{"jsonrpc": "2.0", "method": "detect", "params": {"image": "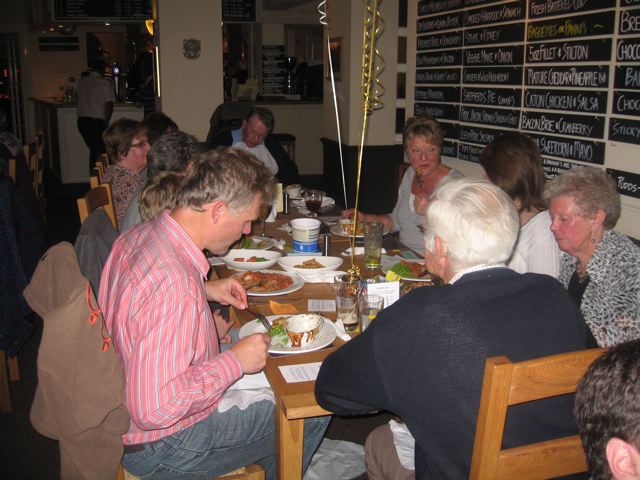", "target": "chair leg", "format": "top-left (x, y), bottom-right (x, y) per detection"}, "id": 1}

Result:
top-left (0, 352), bottom-right (12, 413)
top-left (8, 356), bottom-right (19, 381)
